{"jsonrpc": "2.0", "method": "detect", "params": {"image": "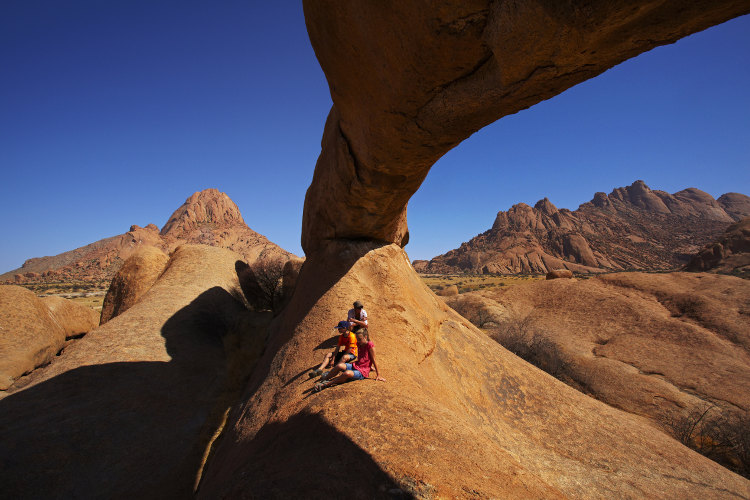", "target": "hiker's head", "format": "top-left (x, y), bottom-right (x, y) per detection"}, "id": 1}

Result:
top-left (335, 320), bottom-right (350, 333)
top-left (353, 300), bottom-right (363, 311)
top-left (356, 328), bottom-right (369, 344)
